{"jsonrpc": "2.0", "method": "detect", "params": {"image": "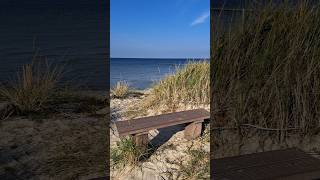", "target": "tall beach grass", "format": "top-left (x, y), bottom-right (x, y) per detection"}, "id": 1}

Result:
top-left (0, 58), bottom-right (63, 114)
top-left (212, 1), bottom-right (320, 137)
top-left (130, 61), bottom-right (209, 115)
